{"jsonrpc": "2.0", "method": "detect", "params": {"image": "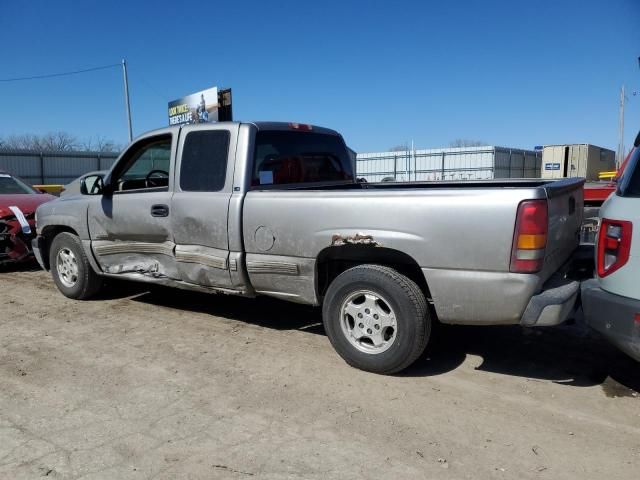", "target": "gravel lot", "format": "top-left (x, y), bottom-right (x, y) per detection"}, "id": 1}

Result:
top-left (1, 267), bottom-right (639, 479)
